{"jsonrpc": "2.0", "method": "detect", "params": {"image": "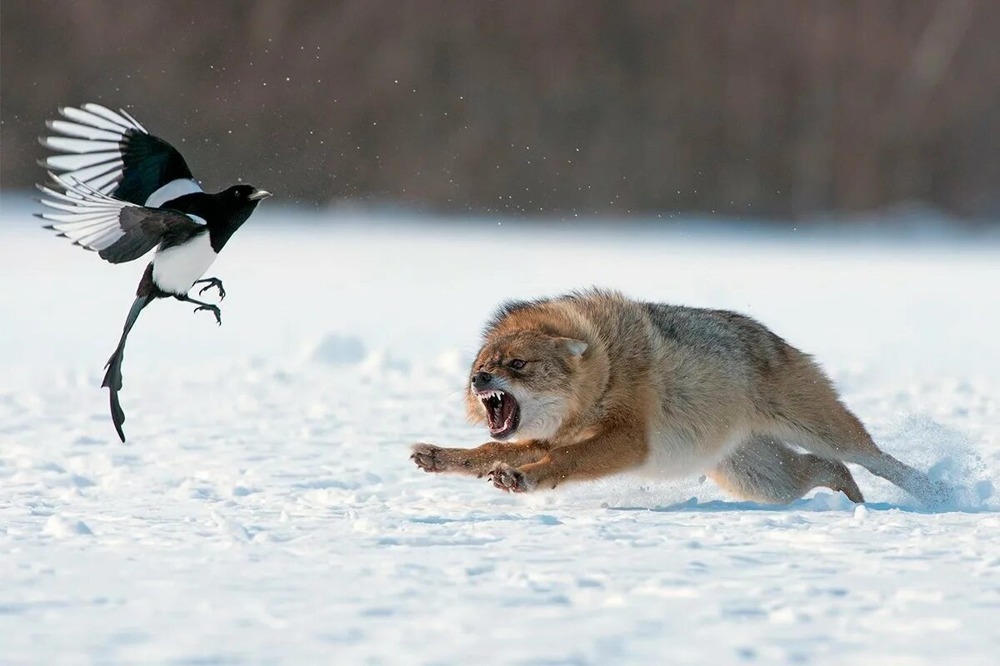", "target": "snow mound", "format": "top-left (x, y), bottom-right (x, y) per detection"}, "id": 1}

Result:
top-left (307, 334), bottom-right (411, 375)
top-left (42, 515), bottom-right (92, 537)
top-left (360, 348), bottom-right (410, 375)
top-left (309, 333), bottom-right (367, 365)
